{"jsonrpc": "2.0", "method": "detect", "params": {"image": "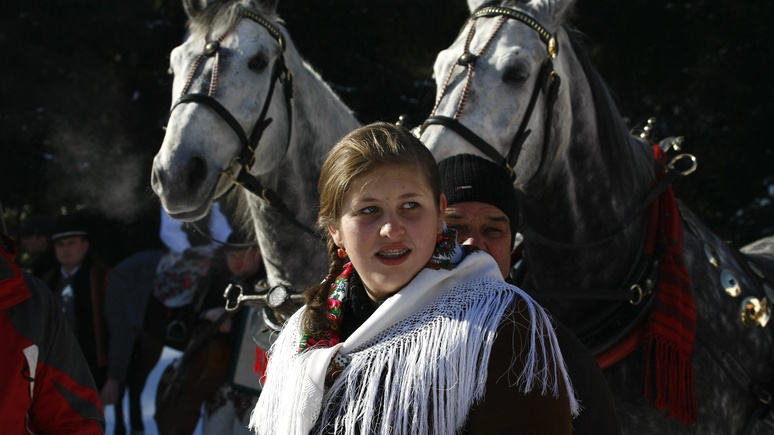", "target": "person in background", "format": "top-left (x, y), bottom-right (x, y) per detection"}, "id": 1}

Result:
top-left (200, 231), bottom-right (267, 435)
top-left (439, 153), bottom-right (622, 434)
top-left (42, 215), bottom-right (111, 390)
top-left (250, 122), bottom-right (576, 434)
top-left (0, 231), bottom-right (105, 433)
top-left (16, 213), bottom-right (57, 278)
top-left (101, 248), bottom-right (165, 435)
